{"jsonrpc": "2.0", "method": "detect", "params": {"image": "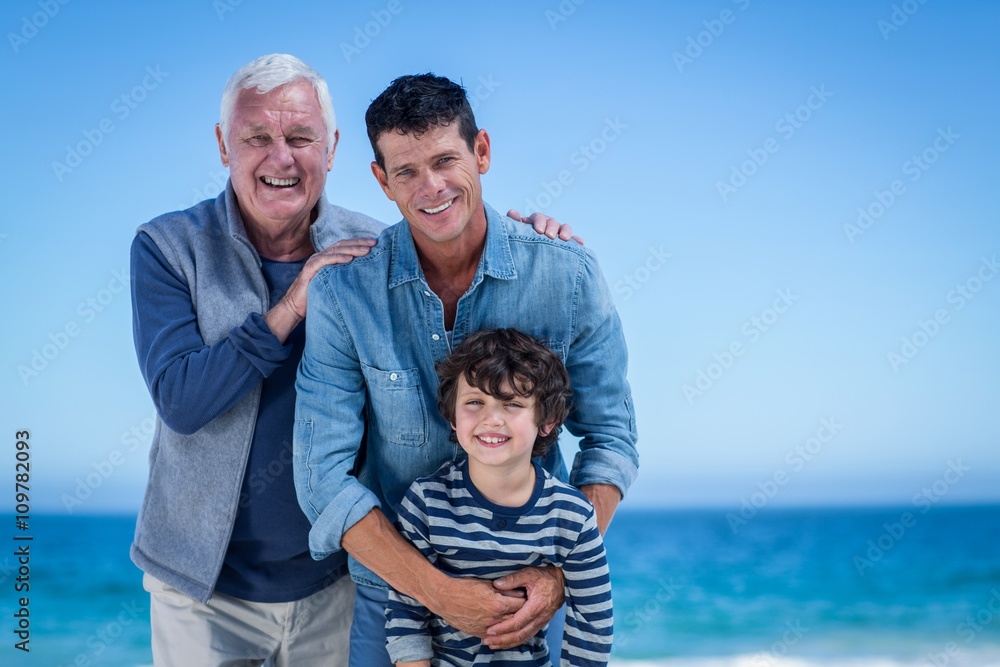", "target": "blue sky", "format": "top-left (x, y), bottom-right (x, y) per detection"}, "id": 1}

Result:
top-left (2, 0), bottom-right (997, 514)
